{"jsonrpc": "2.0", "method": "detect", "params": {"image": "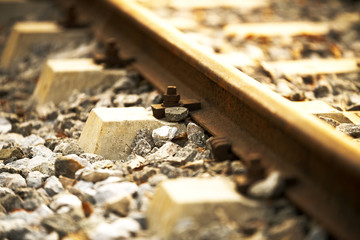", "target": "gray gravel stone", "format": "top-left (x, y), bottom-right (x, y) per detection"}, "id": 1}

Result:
top-left (79, 153), bottom-right (104, 163)
top-left (41, 213), bottom-right (81, 238)
top-left (81, 170), bottom-right (110, 182)
top-left (0, 192), bottom-right (23, 212)
top-left (53, 140), bottom-right (84, 155)
top-left (94, 182), bottom-right (138, 205)
top-left (44, 176), bottom-right (64, 197)
top-left (0, 117), bottom-right (11, 134)
top-left (30, 145), bottom-right (55, 158)
top-left (152, 126), bottom-right (178, 147)
top-left (336, 123), bottom-right (360, 138)
top-left (248, 171), bottom-right (285, 198)
top-left (131, 128), bottom-right (155, 151)
top-left (0, 219), bottom-right (30, 240)
top-left (3, 173), bottom-right (27, 190)
top-left (187, 122), bottom-right (206, 147)
top-left (123, 94), bottom-right (142, 107)
top-left (19, 134), bottom-right (45, 149)
top-left (105, 193), bottom-right (132, 216)
top-left (305, 224), bottom-right (328, 240)
top-left (89, 221), bottom-right (131, 240)
top-left (318, 116), bottom-right (340, 127)
top-left (133, 139), bottom-right (152, 156)
top-left (28, 156), bottom-right (55, 175)
top-left (113, 76), bottom-right (137, 92)
top-left (91, 160), bottom-right (115, 170)
top-left (160, 163), bottom-right (181, 178)
top-left (165, 107), bottom-right (189, 122)
top-left (0, 134), bottom-right (24, 148)
top-left (167, 144), bottom-right (197, 163)
top-left (265, 217), bottom-right (305, 240)
top-left (146, 142), bottom-right (181, 161)
top-left (148, 174), bottom-right (168, 187)
top-left (49, 192), bottom-right (82, 211)
top-left (26, 171), bottom-right (48, 188)
top-left (0, 172), bottom-right (10, 186)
